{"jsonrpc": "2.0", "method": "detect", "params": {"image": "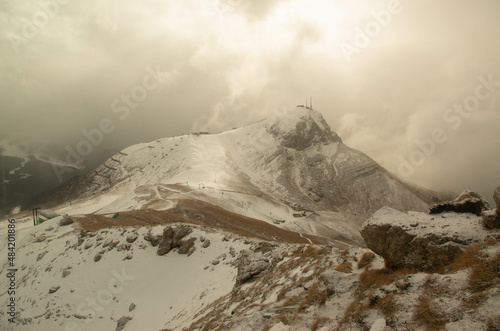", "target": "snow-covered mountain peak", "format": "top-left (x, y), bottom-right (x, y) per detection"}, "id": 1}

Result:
top-left (266, 107), bottom-right (342, 150)
top-left (28, 106), bottom-right (435, 245)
